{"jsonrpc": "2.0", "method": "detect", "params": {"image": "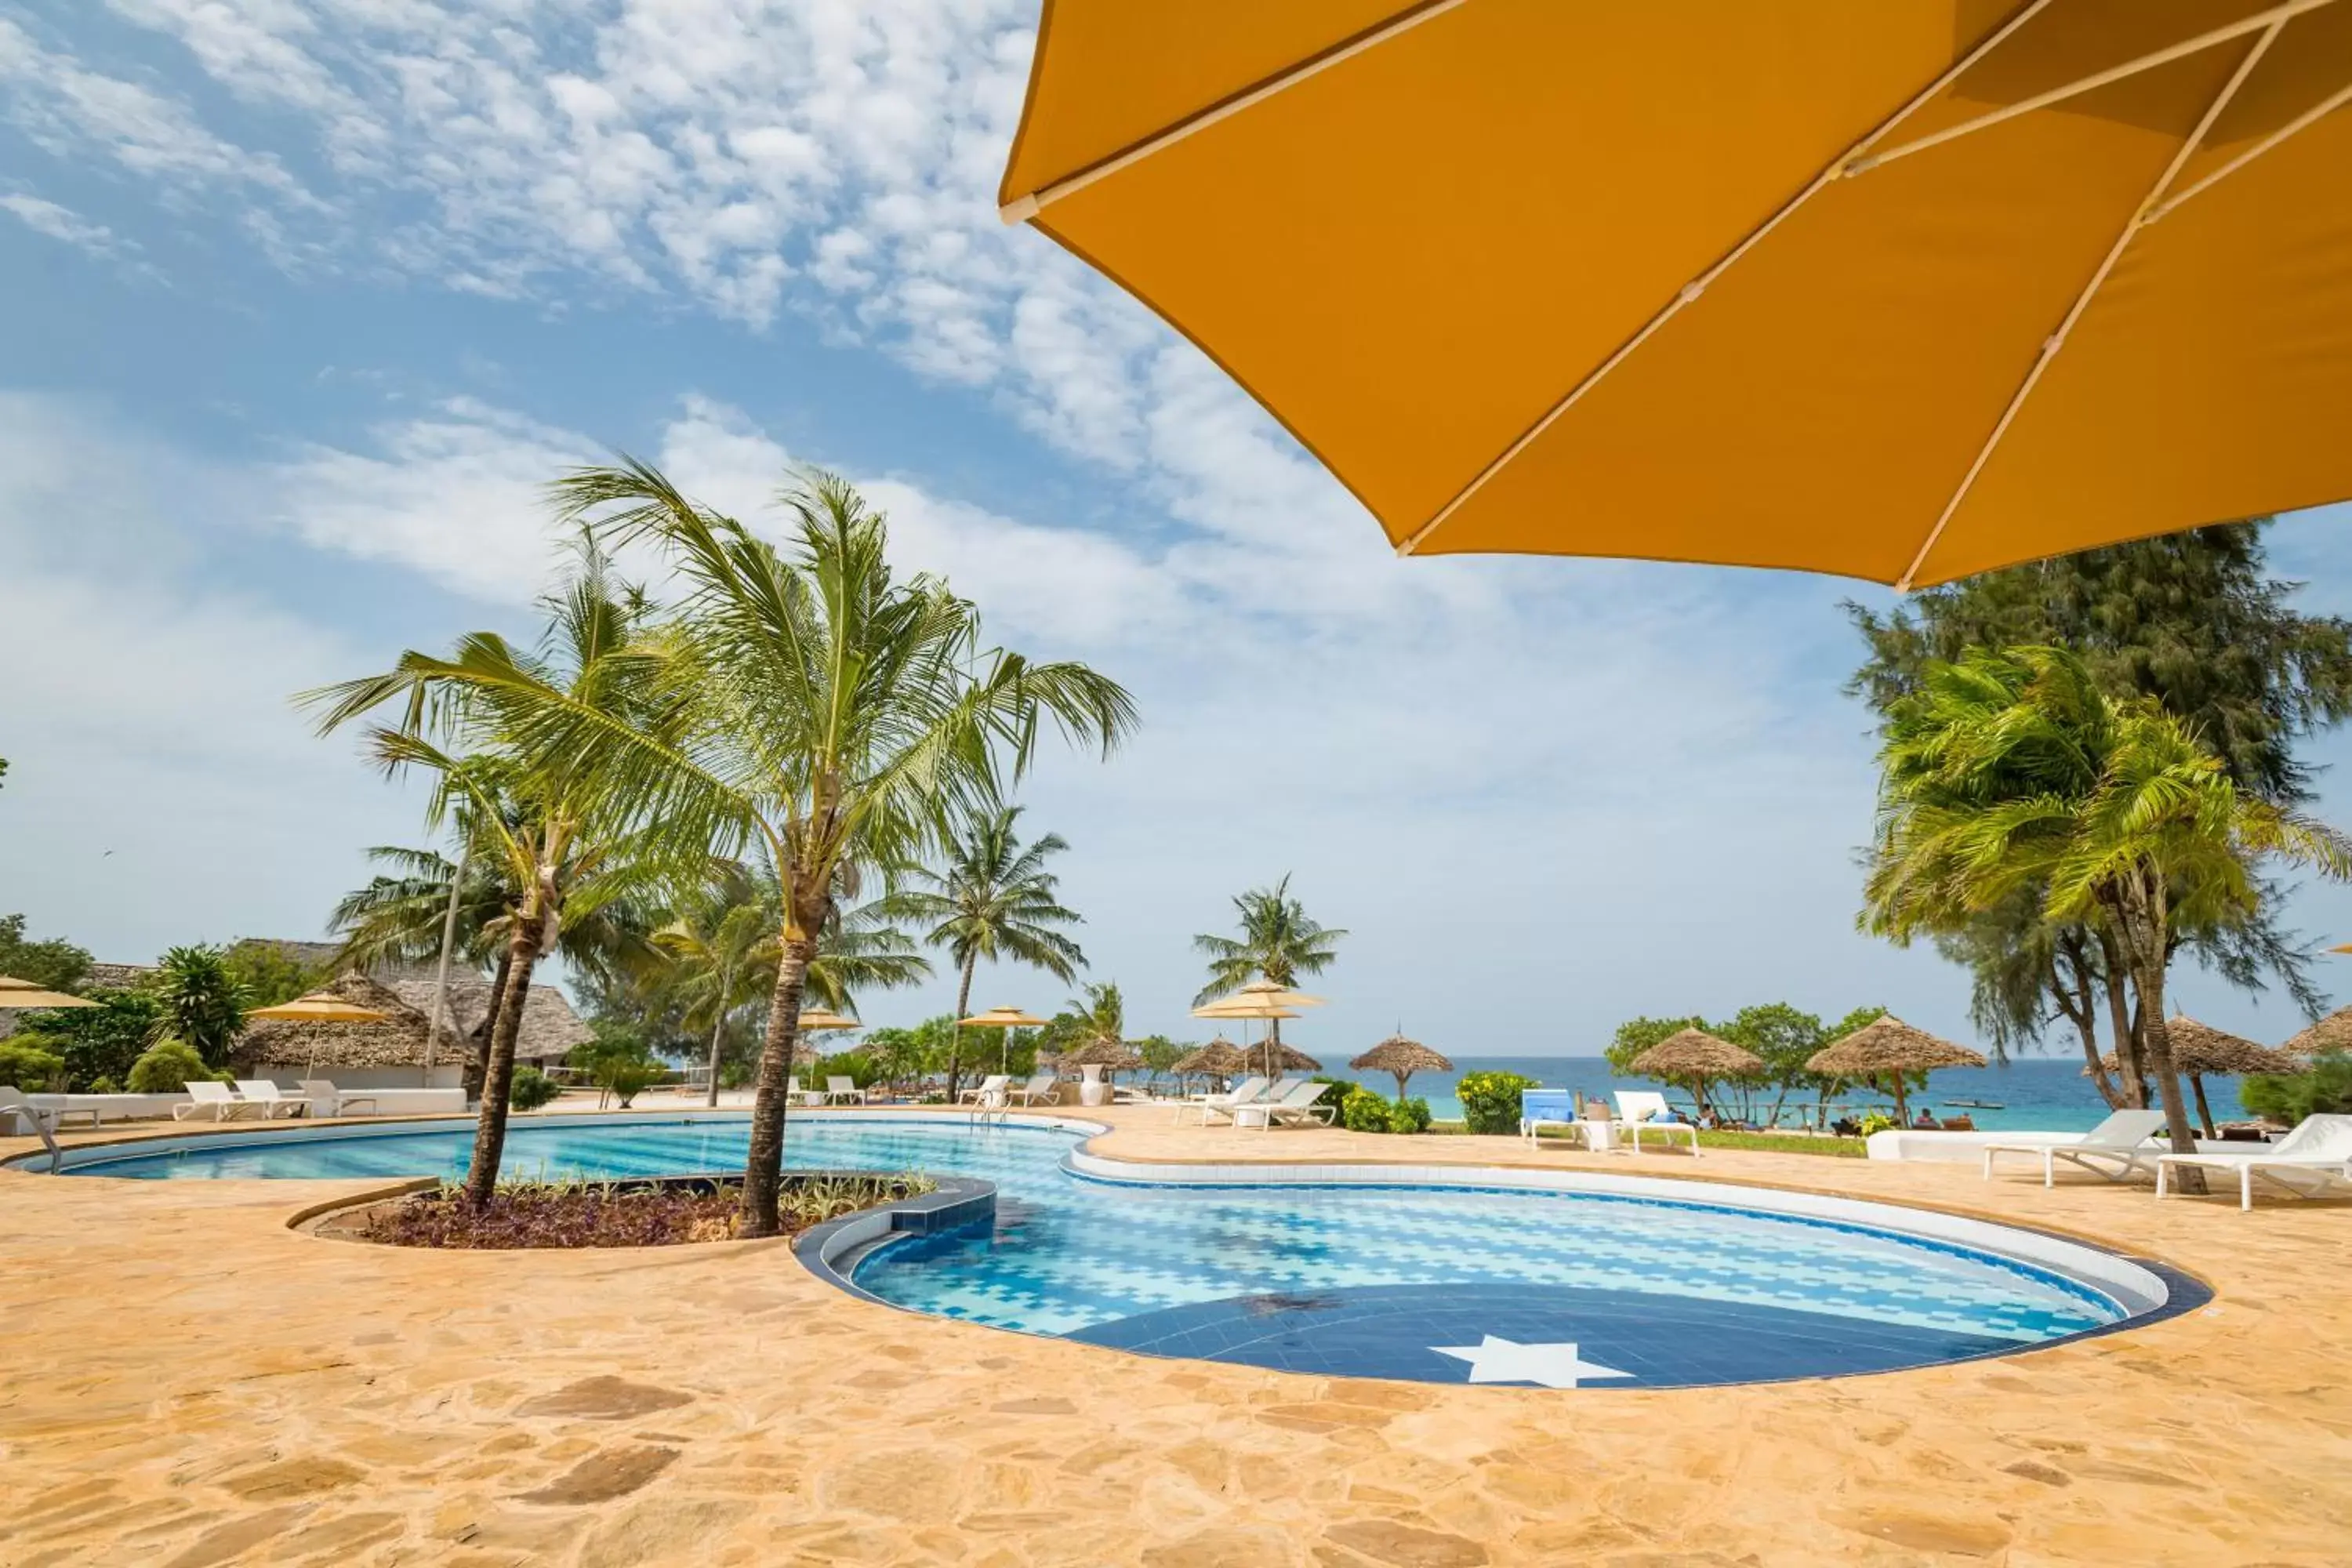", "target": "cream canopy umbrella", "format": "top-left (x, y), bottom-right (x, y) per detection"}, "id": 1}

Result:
top-left (245, 991), bottom-right (394, 1081)
top-left (1807, 1015), bottom-right (1987, 1126)
top-left (0, 975), bottom-right (99, 1011)
top-left (1001, 4), bottom-right (2352, 589)
top-left (244, 993), bottom-right (393, 1024)
top-left (1194, 980), bottom-right (1326, 1079)
top-left (960, 1007), bottom-right (1051, 1074)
